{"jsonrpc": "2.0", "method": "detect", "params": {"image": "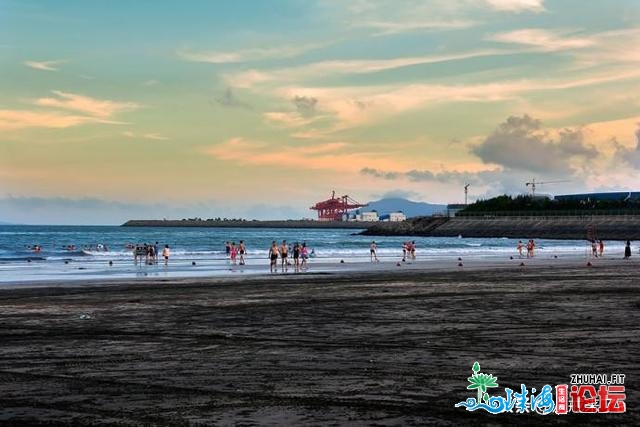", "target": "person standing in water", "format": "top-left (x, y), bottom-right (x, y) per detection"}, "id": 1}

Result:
top-left (279, 240), bottom-right (288, 271)
top-left (230, 242), bottom-right (237, 265)
top-left (238, 240), bottom-right (246, 265)
top-left (293, 242), bottom-right (300, 271)
top-left (370, 241), bottom-right (379, 262)
top-left (268, 241), bottom-right (279, 273)
top-left (162, 245), bottom-right (170, 266)
top-left (624, 240), bottom-right (631, 259)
